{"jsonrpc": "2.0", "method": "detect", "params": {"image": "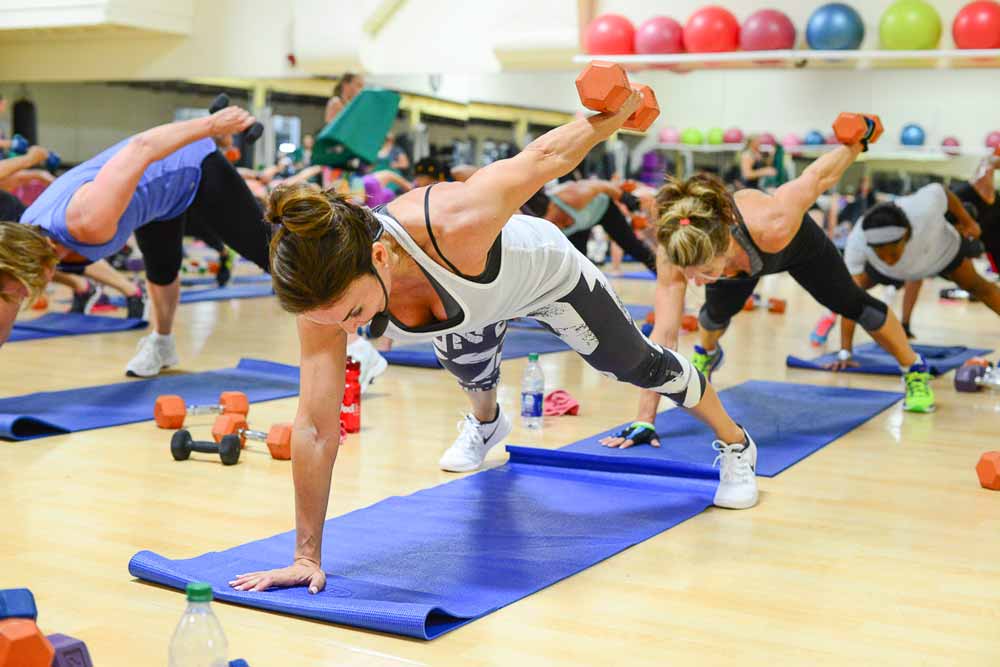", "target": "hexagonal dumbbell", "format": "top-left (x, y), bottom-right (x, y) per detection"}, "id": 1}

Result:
top-left (0, 618), bottom-right (54, 667)
top-left (767, 298), bottom-right (787, 314)
top-left (170, 428), bottom-right (241, 466)
top-left (954, 363), bottom-right (1000, 392)
top-left (154, 391), bottom-right (249, 429)
top-left (48, 633), bottom-right (93, 667)
top-left (977, 451), bottom-right (1000, 490)
top-left (575, 61), bottom-right (661, 132)
top-left (832, 113), bottom-right (884, 151)
top-left (211, 414), bottom-right (292, 460)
